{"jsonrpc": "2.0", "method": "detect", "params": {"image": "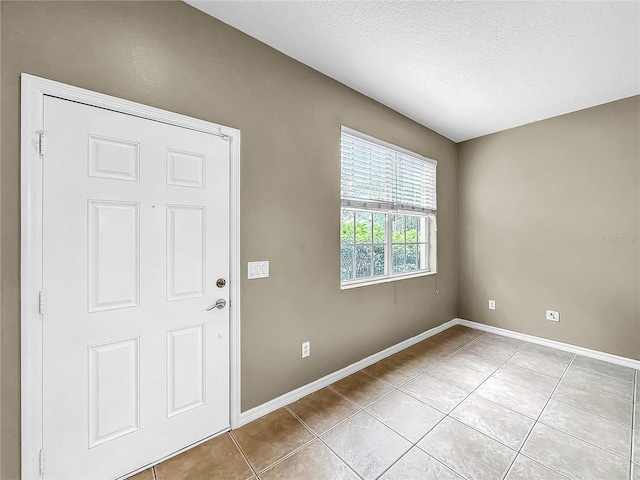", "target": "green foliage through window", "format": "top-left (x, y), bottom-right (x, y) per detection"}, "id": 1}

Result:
top-left (341, 208), bottom-right (429, 283)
